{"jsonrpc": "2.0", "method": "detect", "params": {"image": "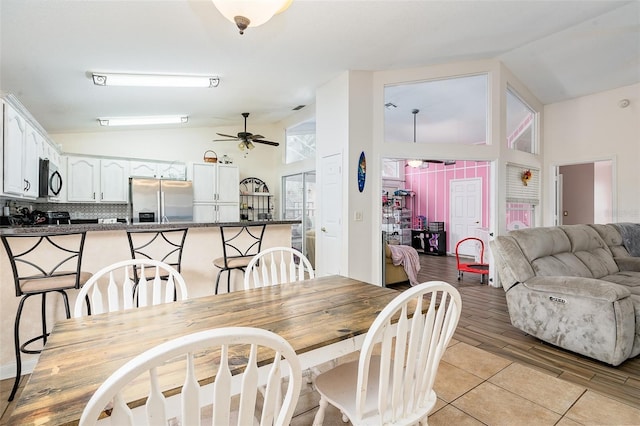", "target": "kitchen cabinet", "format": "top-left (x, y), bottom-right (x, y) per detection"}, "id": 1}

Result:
top-left (192, 163), bottom-right (239, 222)
top-left (2, 104), bottom-right (39, 198)
top-left (130, 160), bottom-right (186, 180)
top-left (67, 156), bottom-right (129, 203)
